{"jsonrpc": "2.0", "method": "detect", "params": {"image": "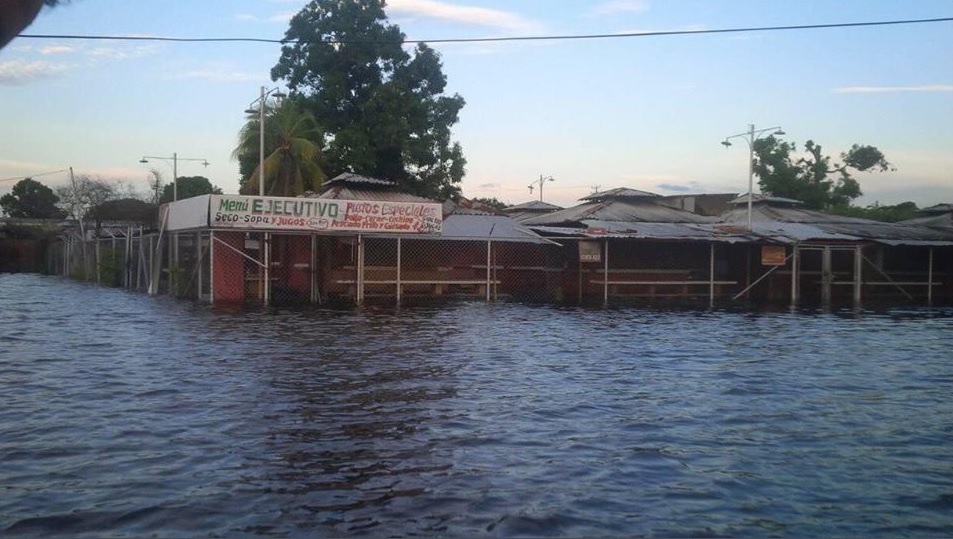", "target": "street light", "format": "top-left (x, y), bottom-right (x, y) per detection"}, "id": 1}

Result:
top-left (244, 86), bottom-right (285, 307)
top-left (721, 124), bottom-right (785, 230)
top-left (244, 86), bottom-right (286, 196)
top-left (139, 153), bottom-right (210, 202)
top-left (527, 175), bottom-right (554, 202)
